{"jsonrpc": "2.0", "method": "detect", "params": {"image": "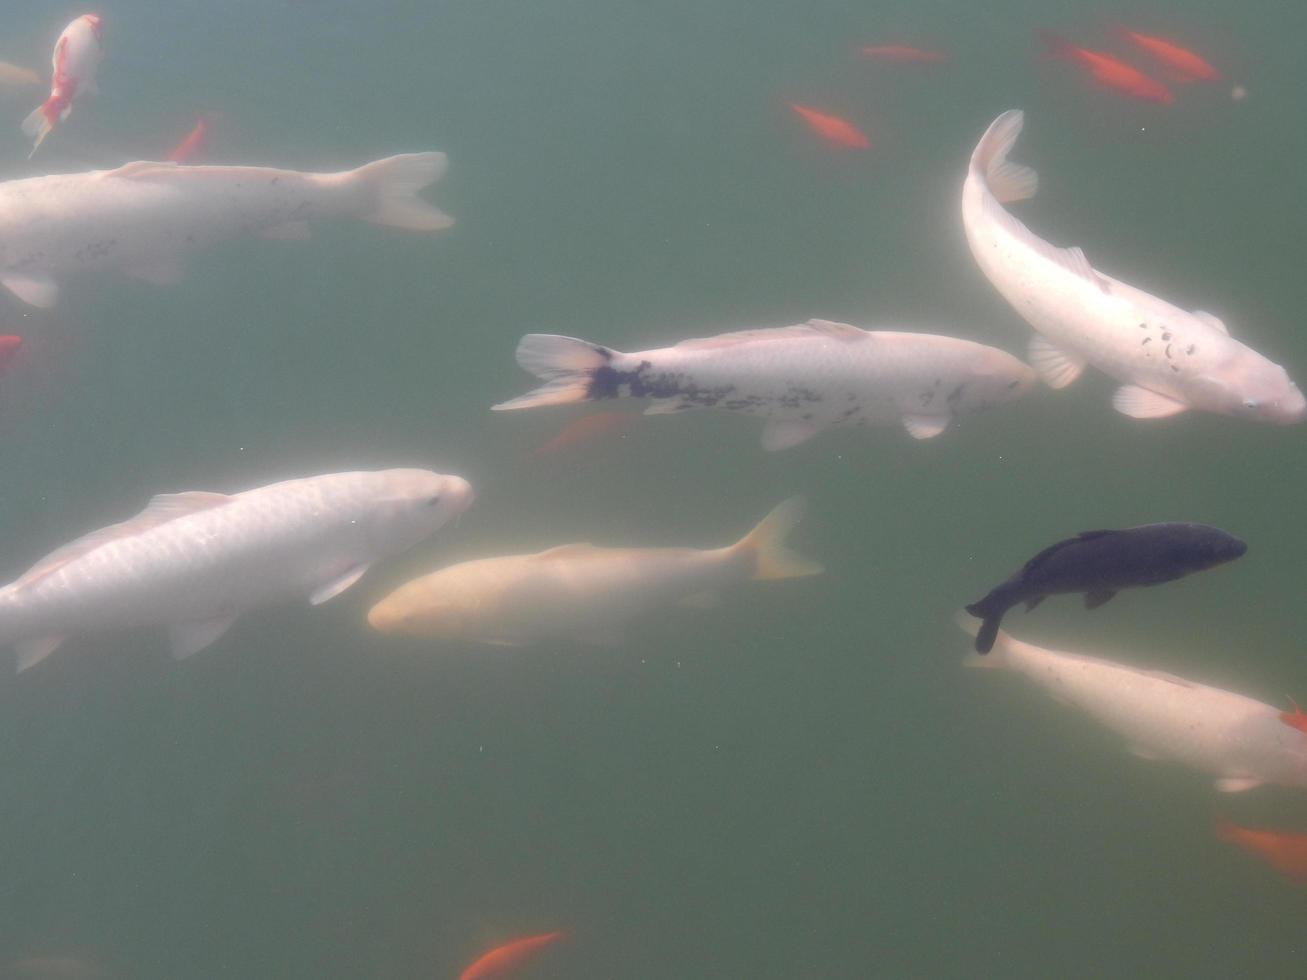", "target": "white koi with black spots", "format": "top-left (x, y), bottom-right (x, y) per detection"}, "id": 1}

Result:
top-left (963, 110), bottom-right (1305, 424)
top-left (492, 319), bottom-right (1035, 450)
